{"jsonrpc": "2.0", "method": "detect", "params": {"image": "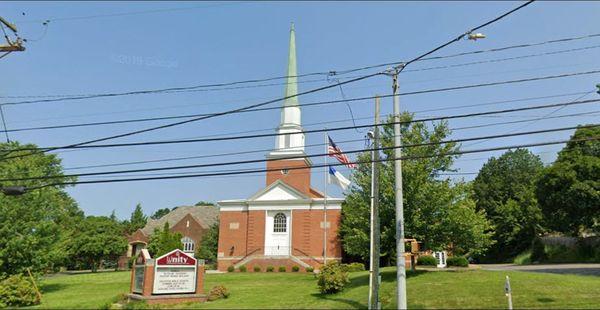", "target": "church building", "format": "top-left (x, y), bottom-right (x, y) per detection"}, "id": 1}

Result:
top-left (216, 24), bottom-right (343, 271)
